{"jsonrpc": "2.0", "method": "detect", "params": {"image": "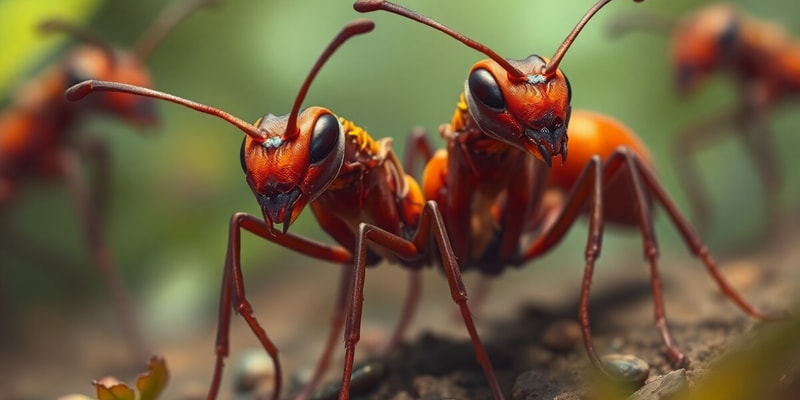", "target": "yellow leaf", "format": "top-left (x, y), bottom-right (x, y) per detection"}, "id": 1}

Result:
top-left (93, 382), bottom-right (136, 400)
top-left (136, 356), bottom-right (169, 400)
